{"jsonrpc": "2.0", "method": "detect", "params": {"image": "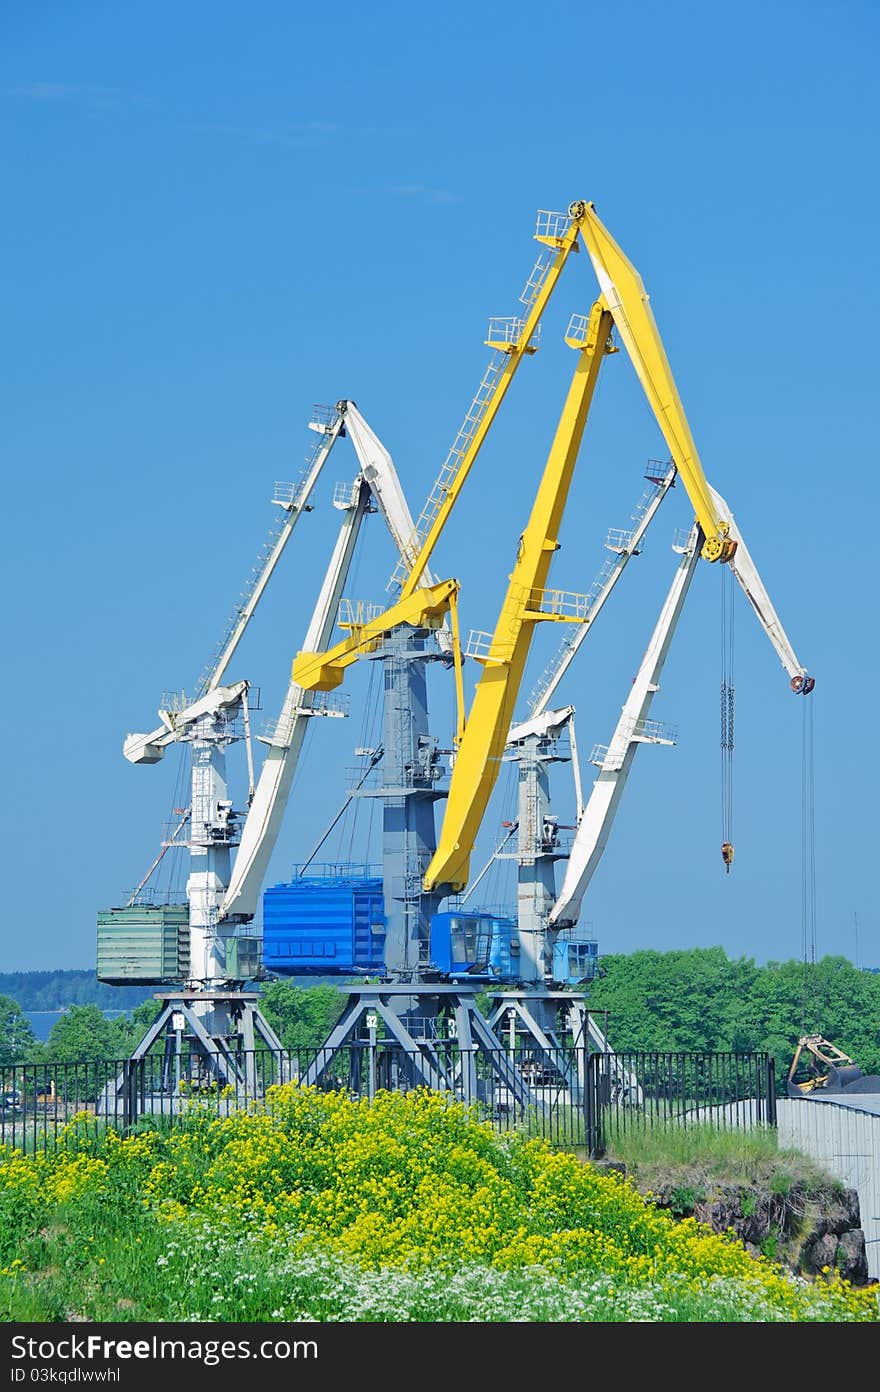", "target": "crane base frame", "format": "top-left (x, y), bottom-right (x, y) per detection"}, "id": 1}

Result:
top-left (97, 989), bottom-right (290, 1119)
top-left (486, 989), bottom-right (603, 1101)
top-left (299, 983), bottom-right (543, 1107)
